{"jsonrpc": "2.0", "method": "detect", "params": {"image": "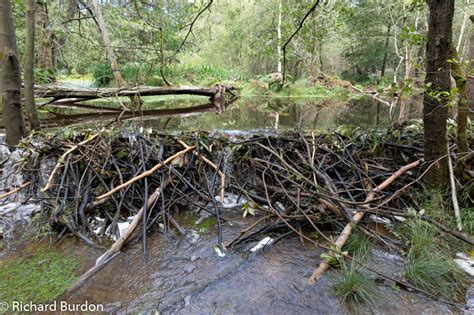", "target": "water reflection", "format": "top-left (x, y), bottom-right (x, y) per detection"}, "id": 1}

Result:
top-left (0, 95), bottom-right (422, 131)
top-left (126, 96), bottom-right (421, 131)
